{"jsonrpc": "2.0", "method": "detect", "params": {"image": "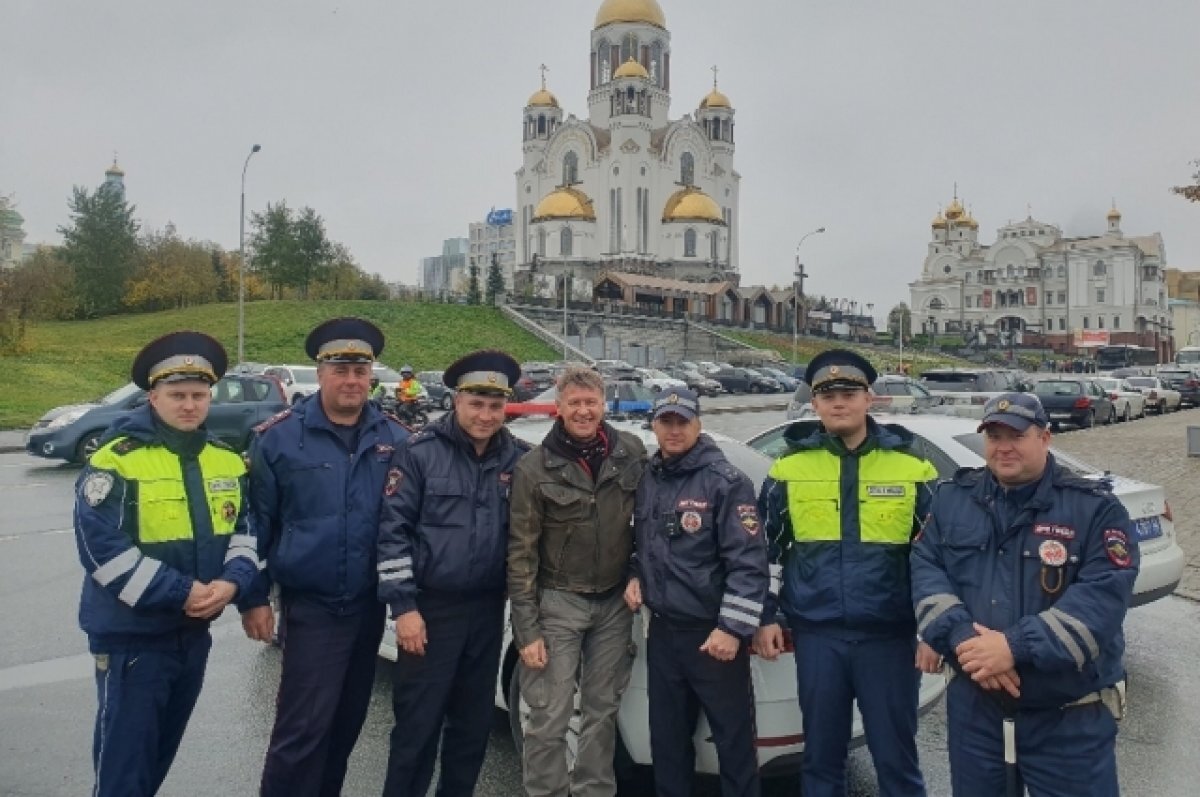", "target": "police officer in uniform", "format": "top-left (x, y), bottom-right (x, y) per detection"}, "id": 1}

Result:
top-left (754, 349), bottom-right (938, 797)
top-left (625, 387), bottom-right (768, 797)
top-left (74, 331), bottom-right (259, 797)
top-left (240, 317), bottom-right (409, 797)
top-left (911, 393), bottom-right (1137, 796)
top-left (377, 350), bottom-right (529, 797)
